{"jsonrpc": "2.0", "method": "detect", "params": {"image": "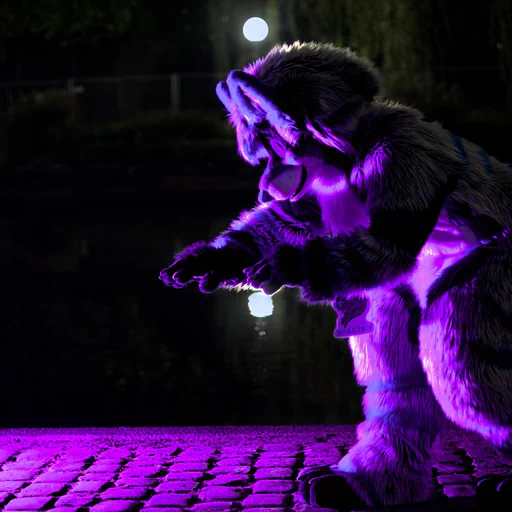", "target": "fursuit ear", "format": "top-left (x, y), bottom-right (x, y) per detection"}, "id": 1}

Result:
top-left (217, 70), bottom-right (302, 146)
